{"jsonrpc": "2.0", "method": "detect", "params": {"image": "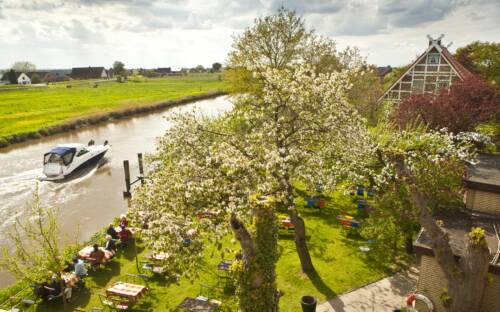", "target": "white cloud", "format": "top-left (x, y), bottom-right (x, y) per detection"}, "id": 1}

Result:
top-left (0, 0), bottom-right (498, 69)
